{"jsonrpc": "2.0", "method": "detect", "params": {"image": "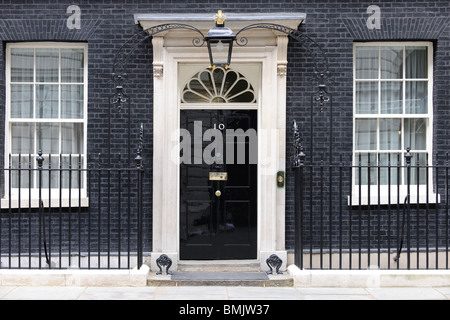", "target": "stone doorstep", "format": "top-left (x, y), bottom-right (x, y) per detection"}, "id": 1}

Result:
top-left (147, 272), bottom-right (294, 287)
top-left (177, 260), bottom-right (261, 273)
top-left (151, 257), bottom-right (292, 287)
